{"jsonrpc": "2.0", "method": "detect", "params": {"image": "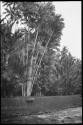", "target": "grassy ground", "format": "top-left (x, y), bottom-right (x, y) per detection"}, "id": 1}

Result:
top-left (1, 95), bottom-right (82, 124)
